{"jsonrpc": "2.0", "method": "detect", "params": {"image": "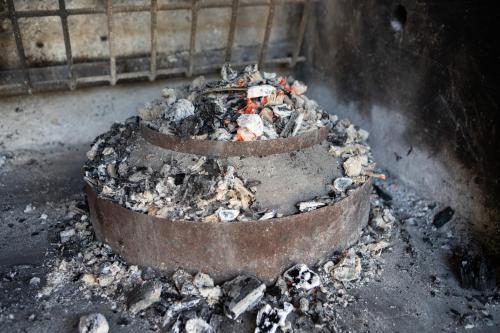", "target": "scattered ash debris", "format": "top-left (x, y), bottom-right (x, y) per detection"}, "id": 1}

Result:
top-left (2, 174), bottom-right (499, 332)
top-left (138, 64), bottom-right (331, 141)
top-left (26, 182), bottom-right (392, 332)
top-left (83, 118), bottom-right (262, 222)
top-left (29, 192), bottom-right (401, 332)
